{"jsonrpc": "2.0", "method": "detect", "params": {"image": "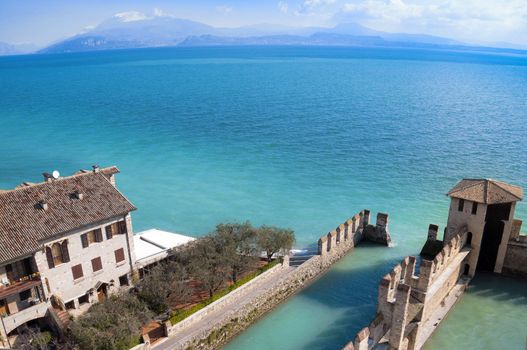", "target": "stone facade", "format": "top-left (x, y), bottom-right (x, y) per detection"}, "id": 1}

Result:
top-left (344, 179), bottom-right (525, 350)
top-left (0, 168), bottom-right (136, 347)
top-left (34, 213), bottom-right (135, 316)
